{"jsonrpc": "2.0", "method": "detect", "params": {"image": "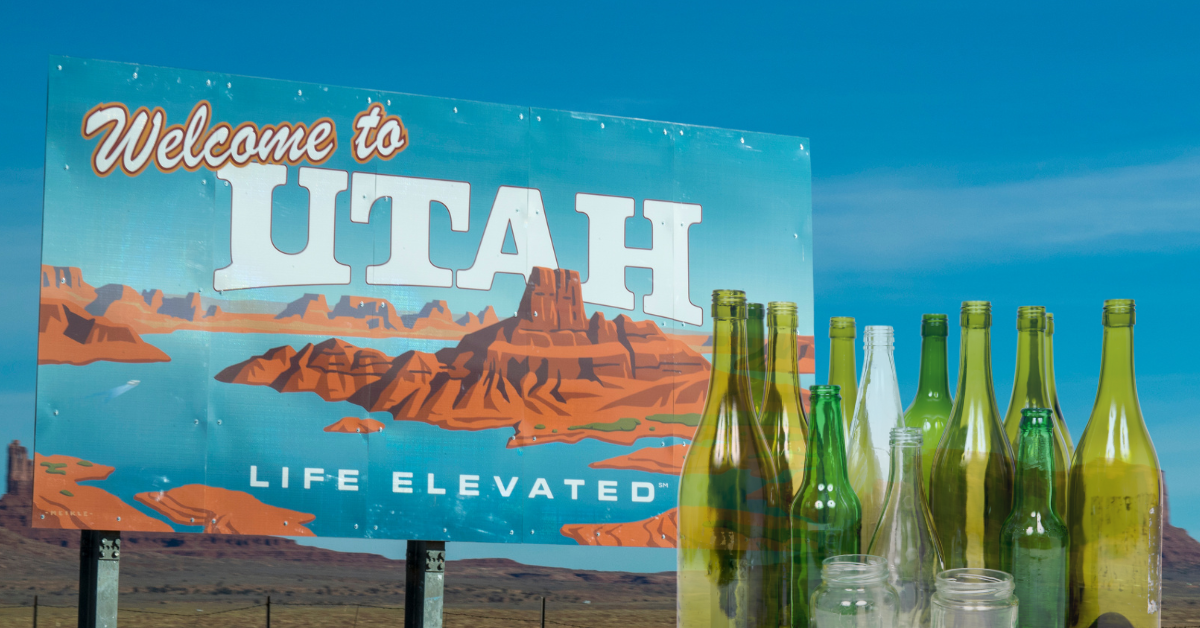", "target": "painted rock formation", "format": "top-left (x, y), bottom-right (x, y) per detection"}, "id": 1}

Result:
top-left (38, 299), bottom-right (170, 365)
top-left (589, 445), bottom-right (688, 475)
top-left (324, 417), bottom-right (386, 434)
top-left (135, 485), bottom-right (315, 536)
top-left (560, 508), bottom-right (678, 548)
top-left (31, 454), bottom-right (172, 532)
top-left (215, 267), bottom-right (711, 447)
